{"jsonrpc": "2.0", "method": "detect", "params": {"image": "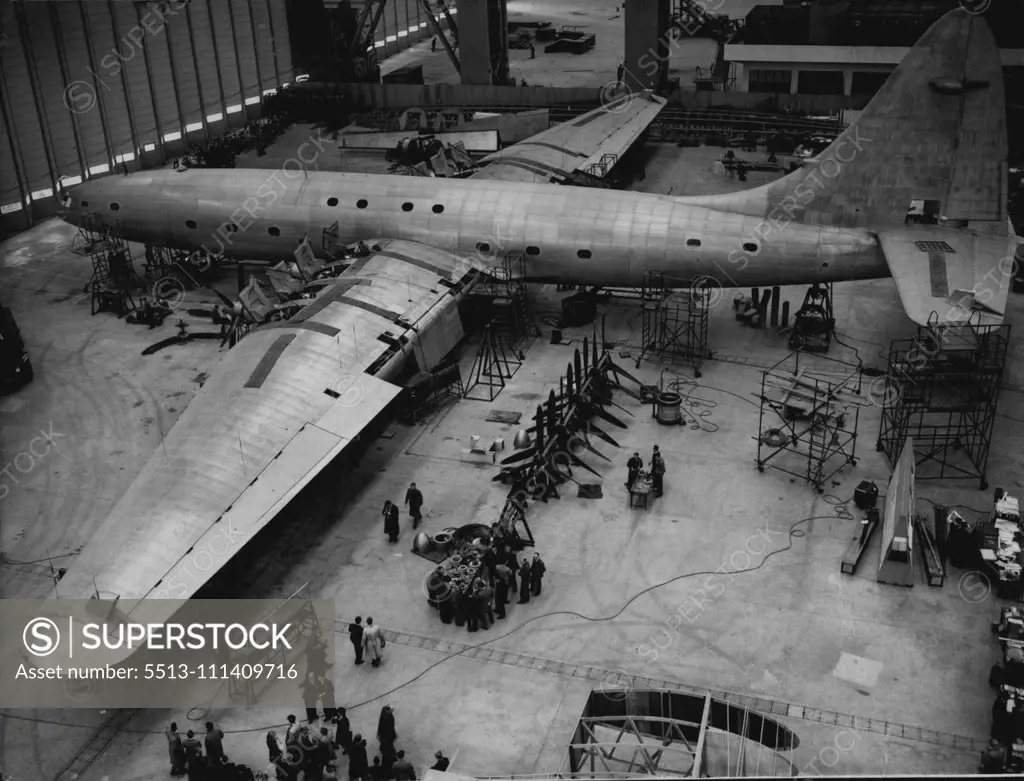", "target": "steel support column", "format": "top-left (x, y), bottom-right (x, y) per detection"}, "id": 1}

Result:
top-left (106, 2), bottom-right (142, 170)
top-left (224, 0), bottom-right (251, 120)
top-left (183, 3), bottom-right (212, 144)
top-left (262, 0), bottom-right (282, 84)
top-left (74, 2), bottom-right (117, 170)
top-left (134, 2), bottom-right (169, 163)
